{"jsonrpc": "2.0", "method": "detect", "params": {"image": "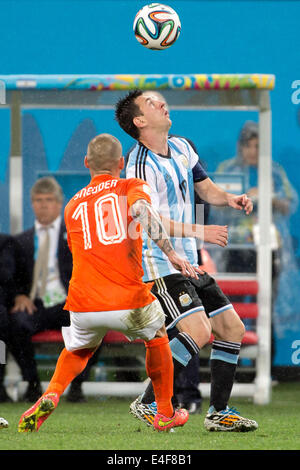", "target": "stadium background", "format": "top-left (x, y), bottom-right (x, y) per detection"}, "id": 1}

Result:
top-left (0, 0), bottom-right (299, 371)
